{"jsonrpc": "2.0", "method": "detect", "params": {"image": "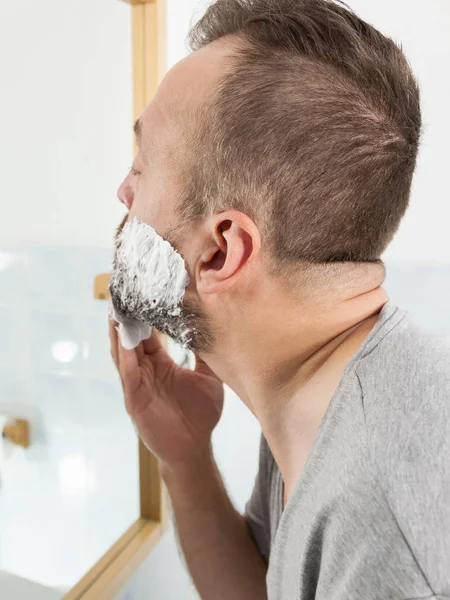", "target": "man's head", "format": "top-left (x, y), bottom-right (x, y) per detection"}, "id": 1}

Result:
top-left (114, 0), bottom-right (421, 355)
